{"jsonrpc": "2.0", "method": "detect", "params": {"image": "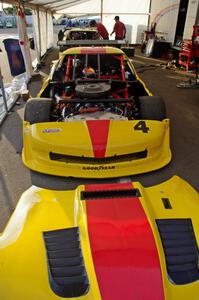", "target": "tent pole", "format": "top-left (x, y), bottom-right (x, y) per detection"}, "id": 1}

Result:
top-left (0, 66), bottom-right (8, 112)
top-left (37, 5), bottom-right (42, 66)
top-left (147, 0), bottom-right (152, 30)
top-left (196, 0), bottom-right (199, 25)
top-left (100, 0), bottom-right (103, 22)
top-left (46, 10), bottom-right (48, 51)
